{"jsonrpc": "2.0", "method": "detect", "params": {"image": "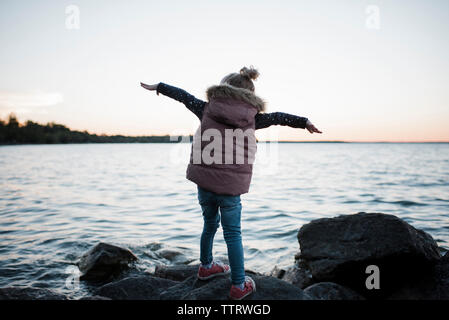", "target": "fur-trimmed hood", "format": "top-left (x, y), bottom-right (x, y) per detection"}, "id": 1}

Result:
top-left (206, 84), bottom-right (265, 112)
